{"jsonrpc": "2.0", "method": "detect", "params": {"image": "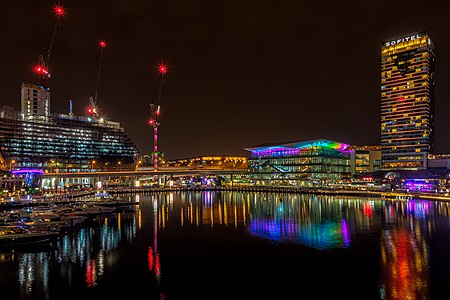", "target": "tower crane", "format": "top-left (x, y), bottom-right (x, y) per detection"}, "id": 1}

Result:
top-left (87, 40), bottom-right (107, 118)
top-left (34, 5), bottom-right (65, 85)
top-left (149, 64), bottom-right (168, 171)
